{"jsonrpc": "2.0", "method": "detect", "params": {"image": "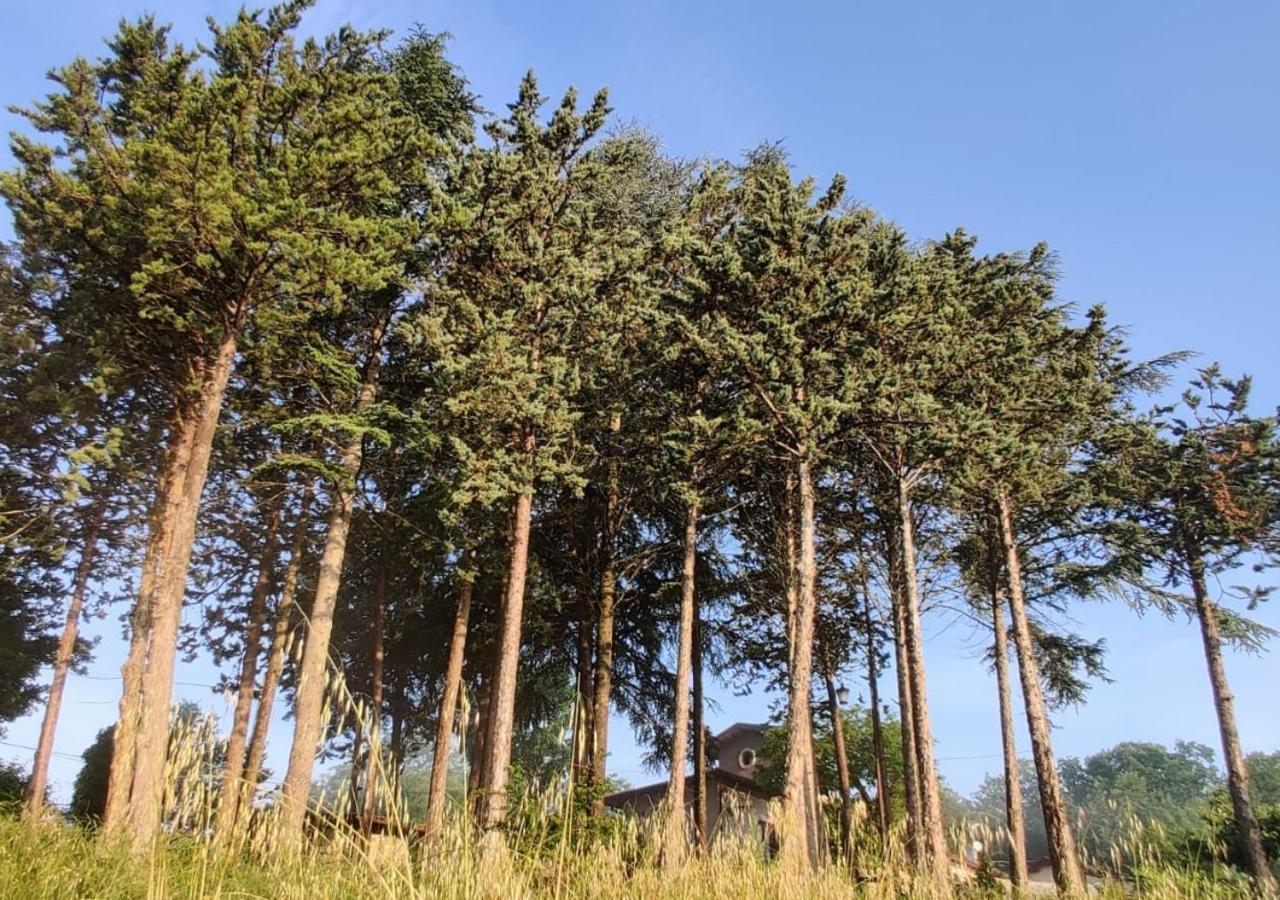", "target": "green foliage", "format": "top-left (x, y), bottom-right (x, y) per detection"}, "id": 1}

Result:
top-left (70, 725), bottom-right (114, 824)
